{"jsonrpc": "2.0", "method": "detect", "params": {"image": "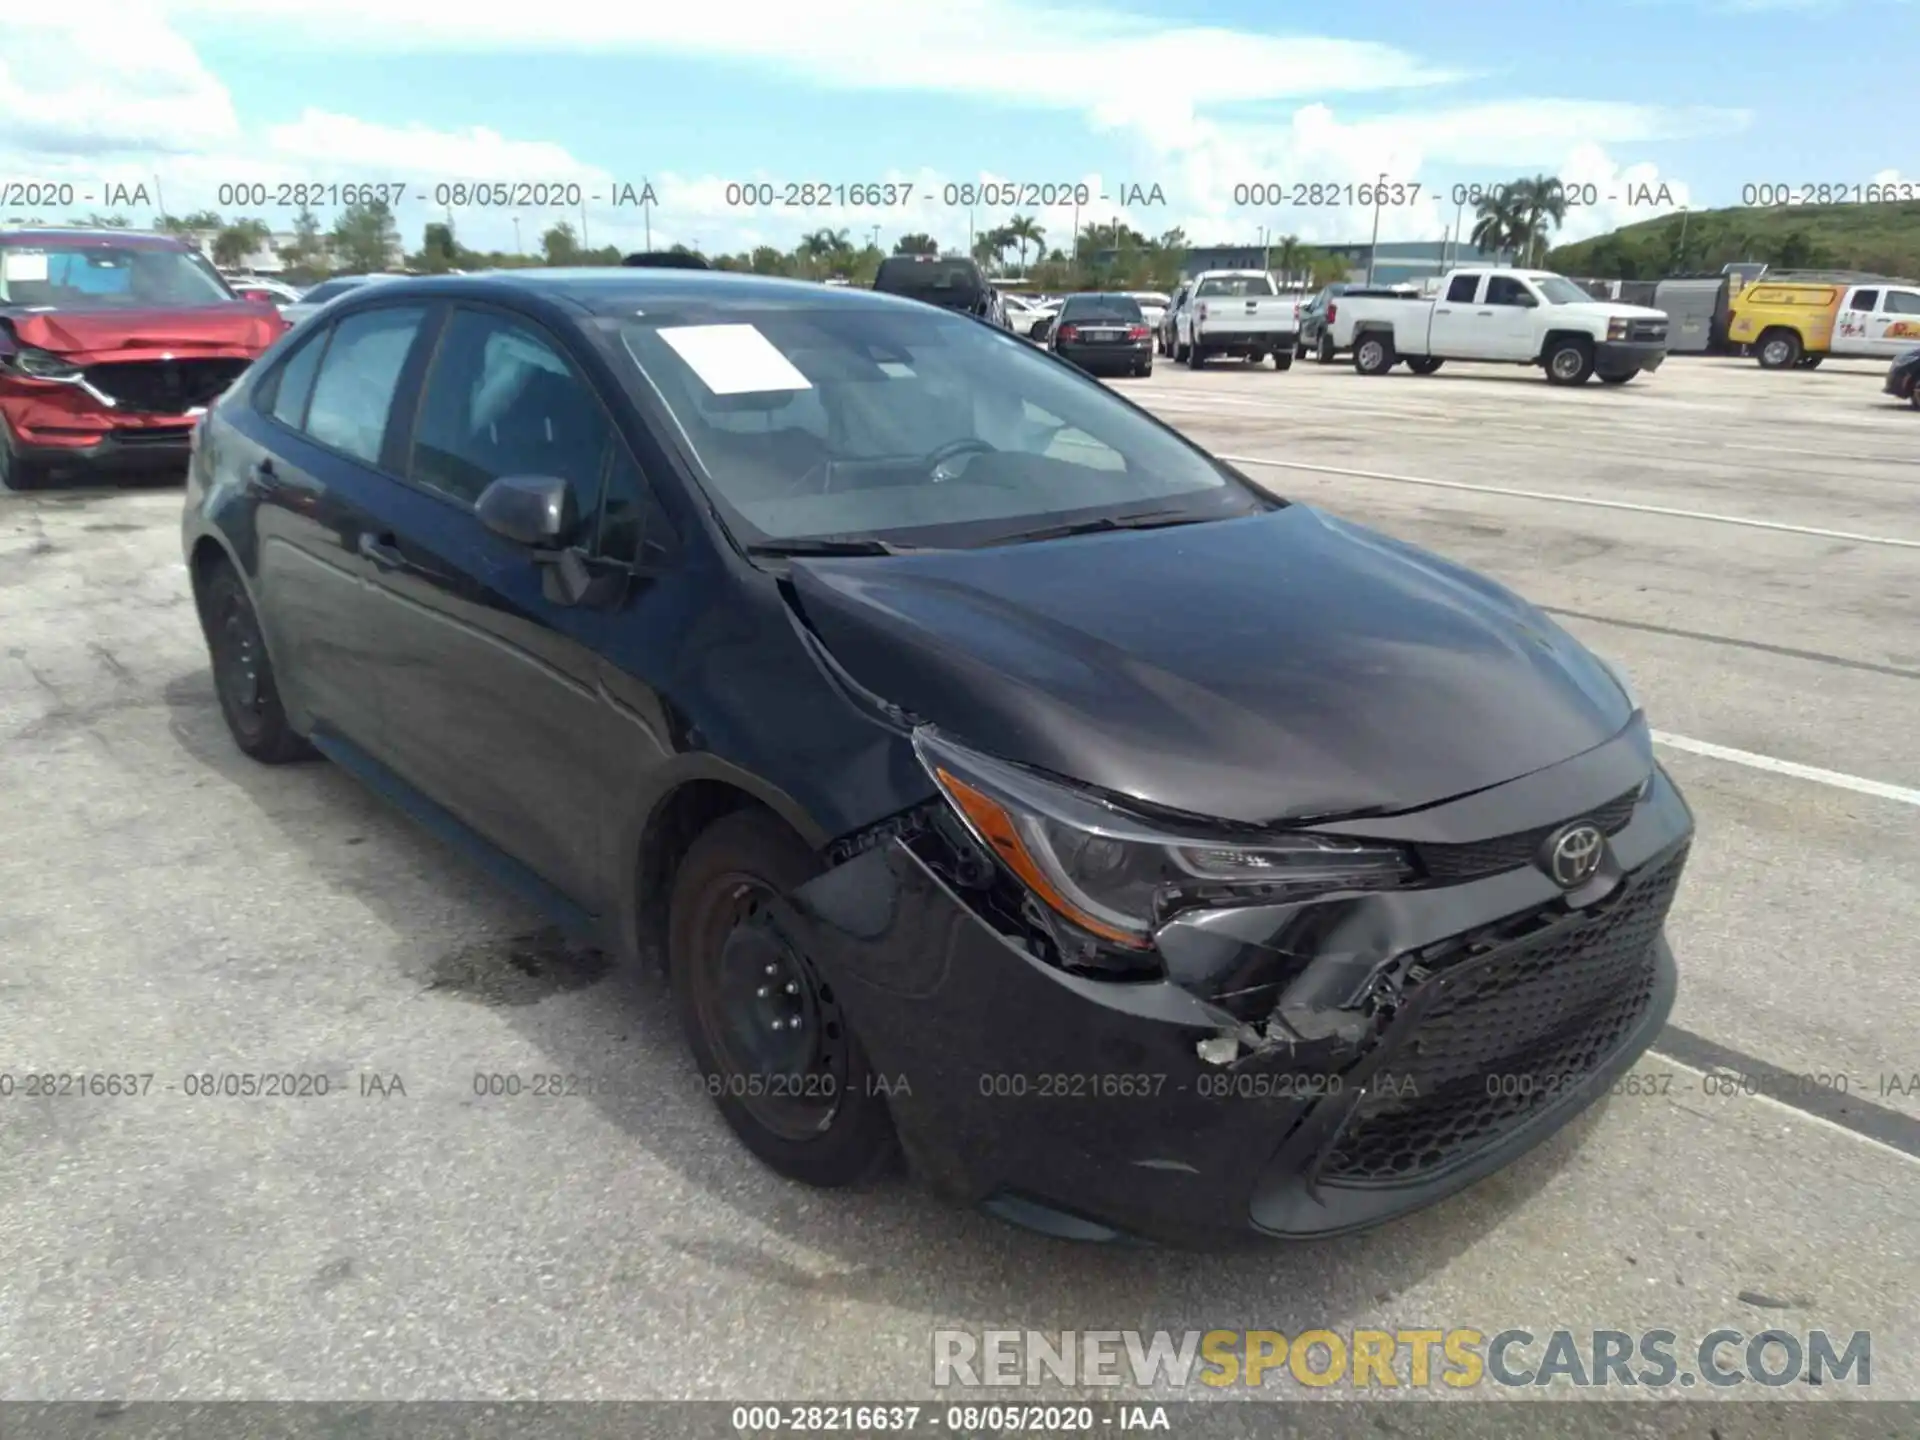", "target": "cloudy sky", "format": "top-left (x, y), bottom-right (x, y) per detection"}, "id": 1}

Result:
top-left (0, 0), bottom-right (1910, 260)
